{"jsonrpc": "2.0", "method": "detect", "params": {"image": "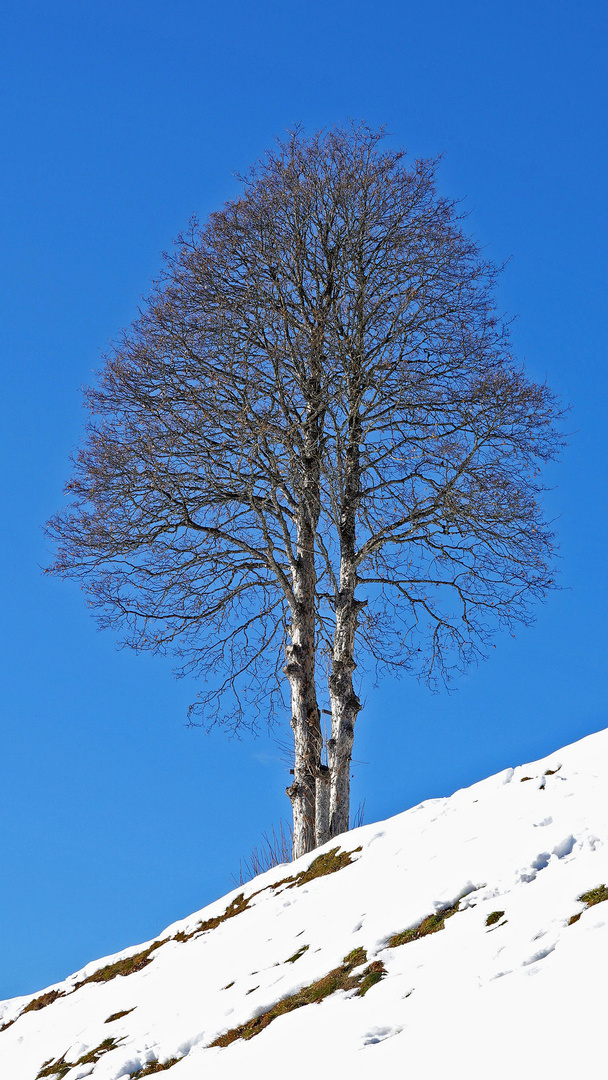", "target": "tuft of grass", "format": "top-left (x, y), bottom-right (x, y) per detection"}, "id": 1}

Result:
top-left (569, 884), bottom-right (608, 925)
top-left (387, 902), bottom-right (460, 948)
top-left (179, 846), bottom-right (361, 949)
top-left (28, 841), bottom-right (366, 1051)
top-left (285, 944), bottom-right (309, 964)
top-left (356, 962), bottom-right (386, 997)
top-left (210, 947), bottom-right (385, 1048)
top-left (578, 884), bottom-right (608, 907)
top-left (129, 1058), bottom-right (181, 1077)
top-left (234, 821), bottom-right (293, 886)
top-left (72, 1039), bottom-right (120, 1066)
top-left (272, 846), bottom-right (363, 892)
top-left (75, 941), bottom-right (168, 988)
top-left (105, 1007), bottom-right (136, 1023)
top-left (11, 942), bottom-right (165, 1030)
top-left (544, 766), bottom-right (561, 775)
top-left (174, 893), bottom-right (251, 943)
top-left (37, 1052), bottom-right (69, 1079)
top-left (291, 846), bottom-right (363, 887)
top-left (485, 911), bottom-right (505, 927)
top-left (23, 989), bottom-right (65, 1014)
top-left (520, 776), bottom-right (533, 782)
top-left (37, 1038), bottom-right (122, 1078)
top-left (350, 800), bottom-right (366, 830)
top-left (342, 946), bottom-right (367, 967)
